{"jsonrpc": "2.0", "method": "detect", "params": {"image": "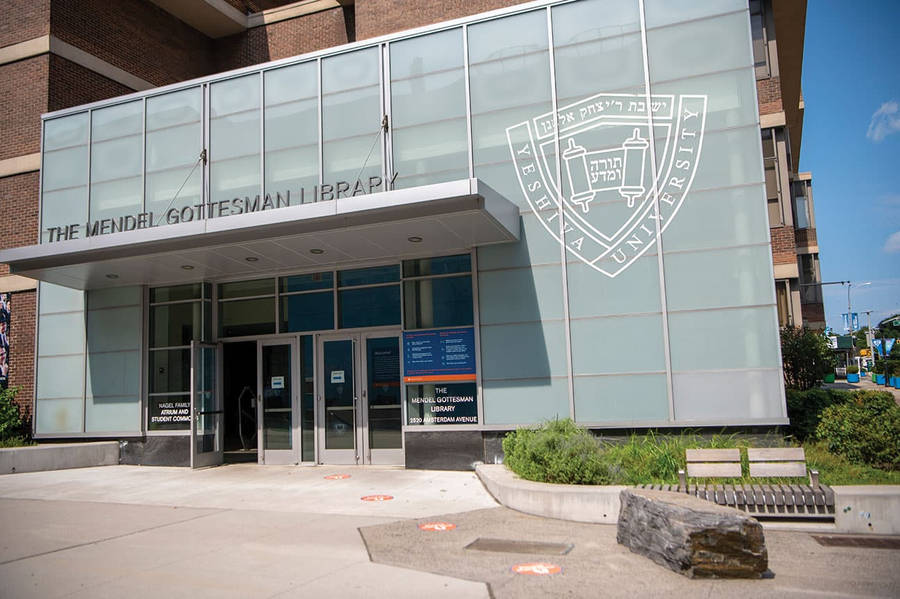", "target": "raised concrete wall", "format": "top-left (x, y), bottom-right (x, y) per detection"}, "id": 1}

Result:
top-left (475, 463), bottom-right (625, 524)
top-left (477, 464), bottom-right (900, 534)
top-left (0, 442), bottom-right (119, 474)
top-left (833, 486), bottom-right (900, 535)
